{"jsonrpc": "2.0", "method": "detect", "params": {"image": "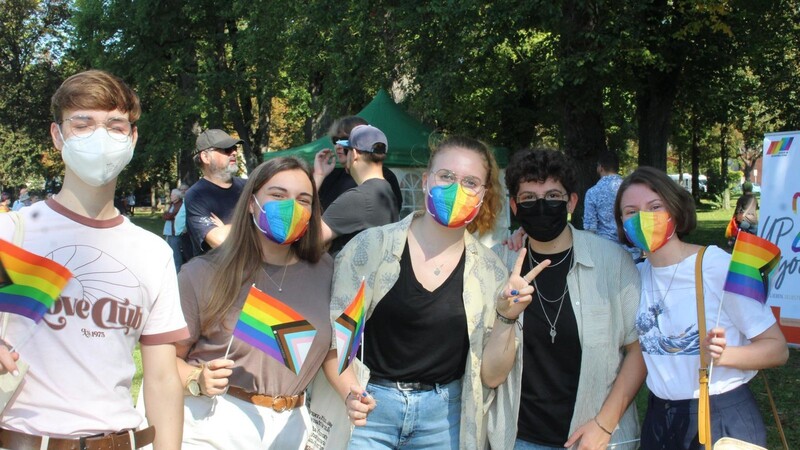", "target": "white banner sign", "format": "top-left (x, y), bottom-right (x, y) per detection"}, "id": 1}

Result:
top-left (760, 131), bottom-right (800, 345)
